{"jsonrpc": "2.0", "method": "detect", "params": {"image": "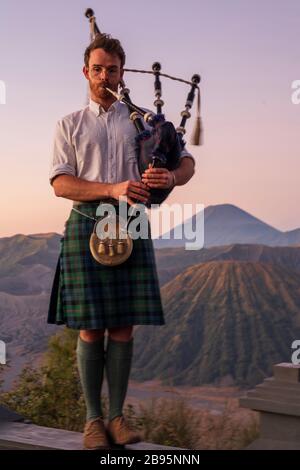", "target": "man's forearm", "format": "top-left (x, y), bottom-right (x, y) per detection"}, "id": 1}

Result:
top-left (52, 174), bottom-right (112, 201)
top-left (173, 157), bottom-right (195, 186)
